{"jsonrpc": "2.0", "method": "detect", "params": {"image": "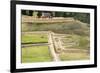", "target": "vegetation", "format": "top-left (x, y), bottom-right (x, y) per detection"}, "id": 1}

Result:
top-left (22, 46), bottom-right (52, 63)
top-left (73, 13), bottom-right (90, 24)
top-left (59, 52), bottom-right (90, 61)
top-left (22, 10), bottom-right (90, 24)
top-left (62, 34), bottom-right (90, 49)
top-left (21, 10), bottom-right (90, 62)
top-left (22, 22), bottom-right (89, 36)
top-left (59, 34), bottom-right (90, 61)
top-left (57, 12), bottom-right (90, 24)
top-left (22, 33), bottom-right (48, 43)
